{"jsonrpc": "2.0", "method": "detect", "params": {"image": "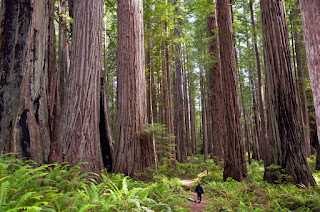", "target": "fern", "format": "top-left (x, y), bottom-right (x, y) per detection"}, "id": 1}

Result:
top-left (0, 181), bottom-right (10, 207)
